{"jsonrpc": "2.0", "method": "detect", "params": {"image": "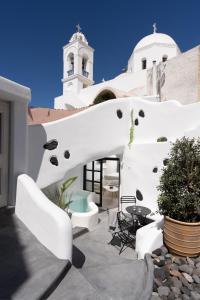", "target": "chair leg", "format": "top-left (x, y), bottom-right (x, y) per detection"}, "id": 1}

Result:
top-left (119, 241), bottom-right (127, 255)
top-left (108, 231), bottom-right (118, 245)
